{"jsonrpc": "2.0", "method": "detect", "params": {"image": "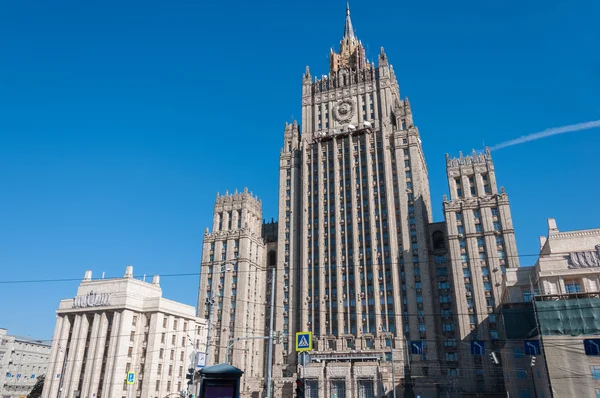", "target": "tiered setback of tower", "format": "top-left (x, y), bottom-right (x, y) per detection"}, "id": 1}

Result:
top-left (198, 7), bottom-right (521, 398)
